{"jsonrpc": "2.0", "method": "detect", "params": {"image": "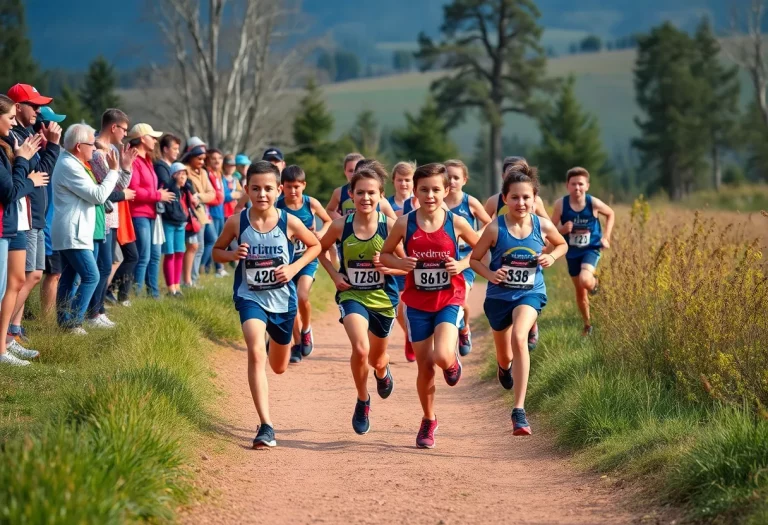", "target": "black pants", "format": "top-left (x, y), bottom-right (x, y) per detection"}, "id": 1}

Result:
top-left (111, 240), bottom-right (138, 301)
